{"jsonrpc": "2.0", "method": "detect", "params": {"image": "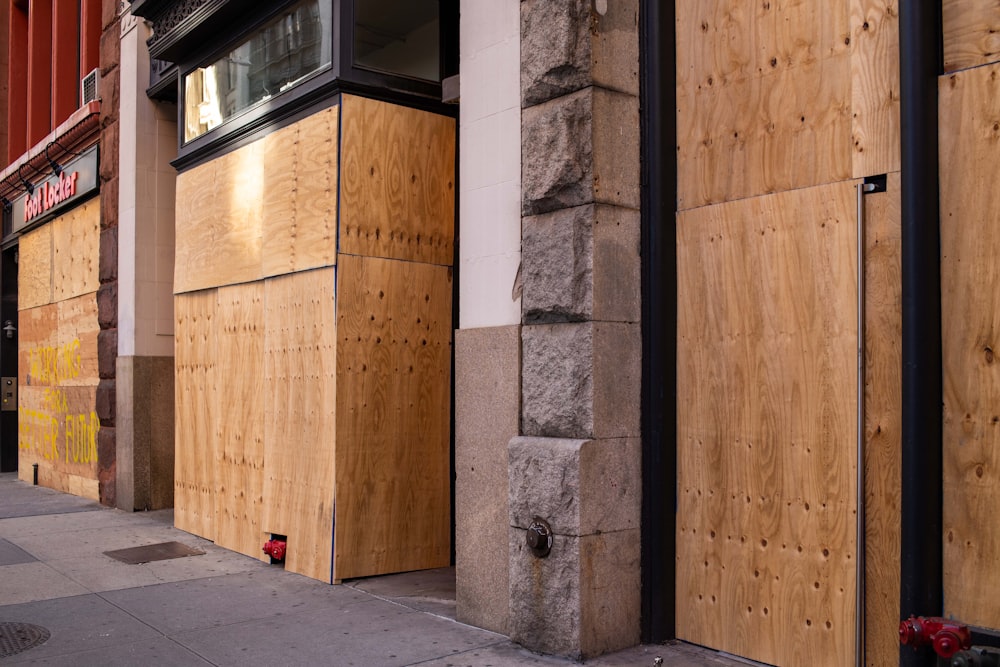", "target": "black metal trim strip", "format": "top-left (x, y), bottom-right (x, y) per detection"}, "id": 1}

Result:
top-left (899, 2), bottom-right (944, 666)
top-left (639, 0), bottom-right (677, 643)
